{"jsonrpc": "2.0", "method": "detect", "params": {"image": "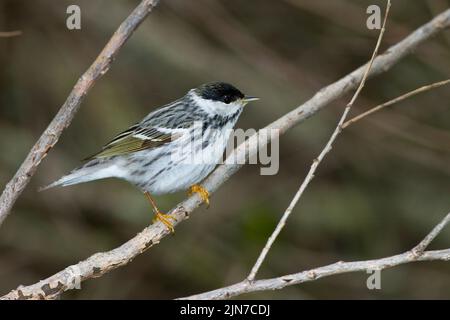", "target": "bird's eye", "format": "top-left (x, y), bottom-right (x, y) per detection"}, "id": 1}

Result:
top-left (223, 95), bottom-right (232, 104)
